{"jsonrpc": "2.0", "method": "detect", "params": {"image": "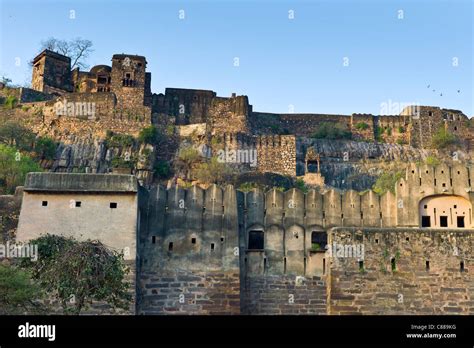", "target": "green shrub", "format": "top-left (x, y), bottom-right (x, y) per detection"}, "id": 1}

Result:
top-left (0, 144), bottom-right (43, 194)
top-left (425, 156), bottom-right (440, 166)
top-left (0, 264), bottom-right (43, 314)
top-left (0, 121), bottom-right (36, 151)
top-left (138, 126), bottom-right (163, 144)
top-left (312, 122), bottom-right (352, 140)
top-left (154, 160), bottom-right (171, 179)
top-left (21, 234), bottom-right (131, 315)
top-left (111, 156), bottom-right (135, 168)
top-left (398, 126), bottom-right (405, 133)
top-left (294, 178), bottom-right (308, 193)
top-left (355, 122), bottom-right (369, 130)
top-left (238, 182), bottom-right (258, 192)
top-left (431, 128), bottom-right (456, 149)
top-left (4, 96), bottom-right (17, 109)
top-left (34, 136), bottom-right (56, 160)
top-left (372, 171), bottom-right (403, 195)
top-left (106, 133), bottom-right (135, 148)
top-left (193, 157), bottom-right (231, 184)
top-left (396, 139), bottom-right (407, 145)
